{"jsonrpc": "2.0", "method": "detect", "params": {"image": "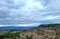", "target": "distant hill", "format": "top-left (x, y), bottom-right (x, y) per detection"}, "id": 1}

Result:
top-left (0, 26), bottom-right (37, 29)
